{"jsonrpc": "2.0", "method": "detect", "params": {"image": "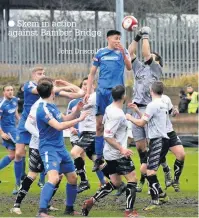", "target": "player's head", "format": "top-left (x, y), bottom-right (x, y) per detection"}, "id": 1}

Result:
top-left (186, 84), bottom-right (194, 94)
top-left (18, 84), bottom-right (24, 92)
top-left (37, 77), bottom-right (54, 99)
top-left (107, 30), bottom-right (121, 49)
top-left (3, 85), bottom-right (14, 99)
top-left (150, 81), bottom-right (164, 97)
top-left (112, 85), bottom-right (126, 102)
top-left (80, 77), bottom-right (88, 92)
top-left (151, 52), bottom-right (163, 67)
top-left (31, 67), bottom-right (45, 83)
top-left (80, 77), bottom-right (95, 93)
